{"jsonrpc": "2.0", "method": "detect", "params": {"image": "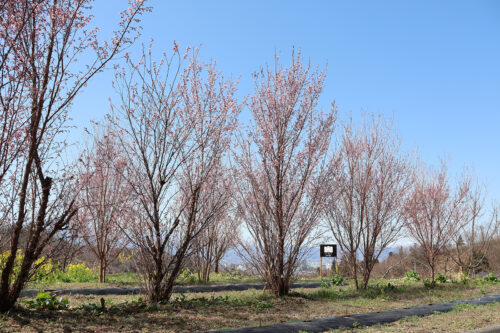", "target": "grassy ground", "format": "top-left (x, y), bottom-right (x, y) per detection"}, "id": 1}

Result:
top-left (1, 279), bottom-right (498, 332)
top-left (26, 272), bottom-right (265, 289)
top-left (331, 302), bottom-right (500, 332)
